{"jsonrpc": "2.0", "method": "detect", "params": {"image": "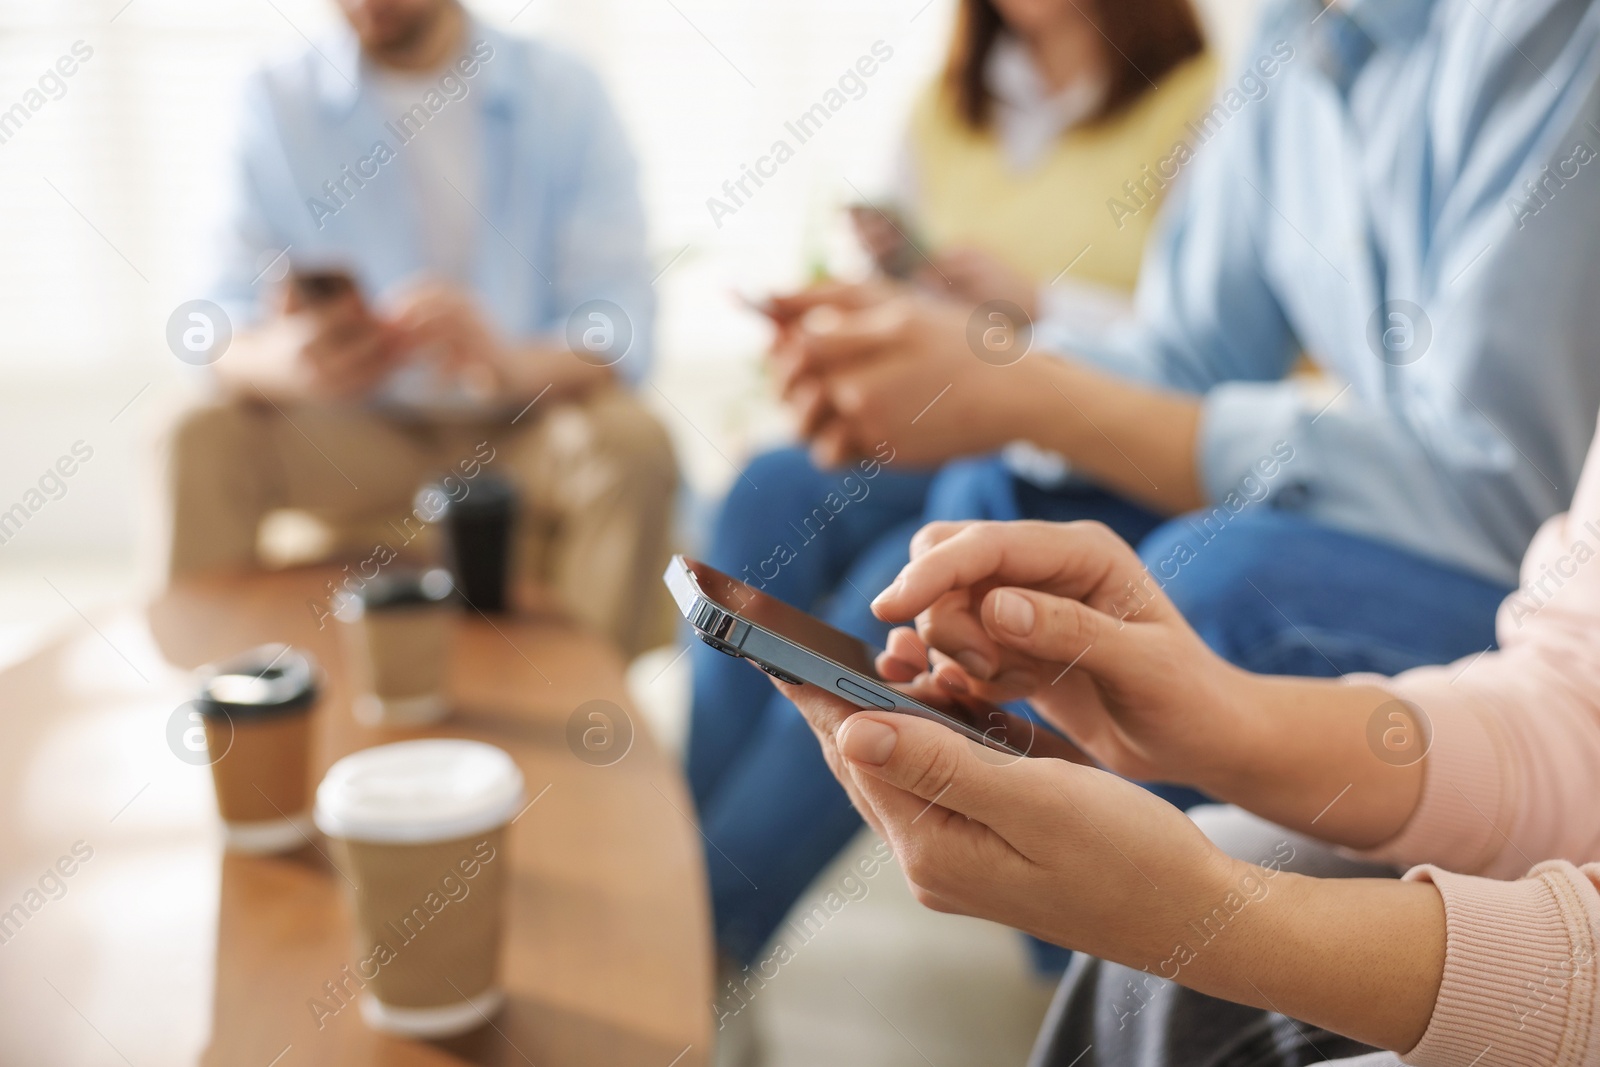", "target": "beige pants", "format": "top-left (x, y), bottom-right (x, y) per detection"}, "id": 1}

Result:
top-left (166, 388), bottom-right (679, 658)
